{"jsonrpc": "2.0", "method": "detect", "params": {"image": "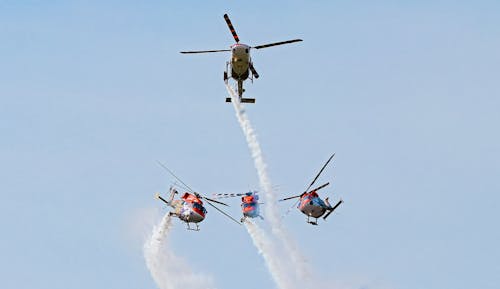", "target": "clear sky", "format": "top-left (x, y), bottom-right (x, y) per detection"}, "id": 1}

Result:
top-left (1, 1), bottom-right (499, 289)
